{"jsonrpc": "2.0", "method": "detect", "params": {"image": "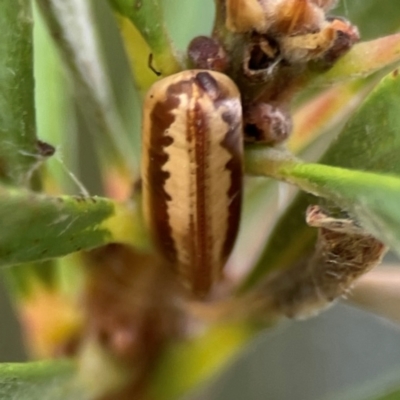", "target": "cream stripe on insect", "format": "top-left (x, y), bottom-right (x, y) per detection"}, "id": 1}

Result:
top-left (163, 91), bottom-right (197, 269)
top-left (142, 70), bottom-right (243, 297)
top-left (196, 93), bottom-right (233, 284)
